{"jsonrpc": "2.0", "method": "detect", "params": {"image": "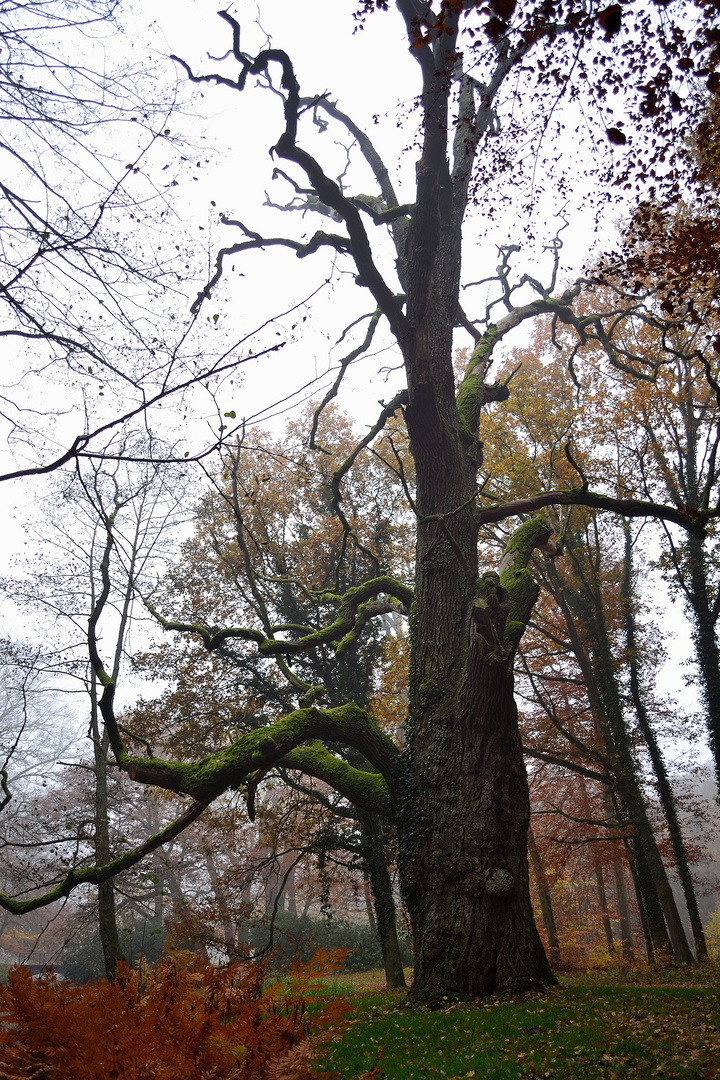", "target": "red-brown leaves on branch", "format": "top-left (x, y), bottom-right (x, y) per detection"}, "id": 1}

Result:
top-left (595, 96), bottom-right (720, 320)
top-left (484, 0), bottom-right (518, 39)
top-left (597, 4), bottom-right (622, 38)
